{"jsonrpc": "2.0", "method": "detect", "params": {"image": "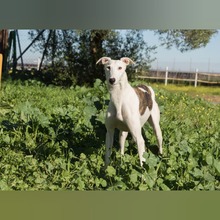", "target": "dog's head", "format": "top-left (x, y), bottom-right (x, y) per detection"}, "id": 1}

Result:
top-left (96, 57), bottom-right (135, 86)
